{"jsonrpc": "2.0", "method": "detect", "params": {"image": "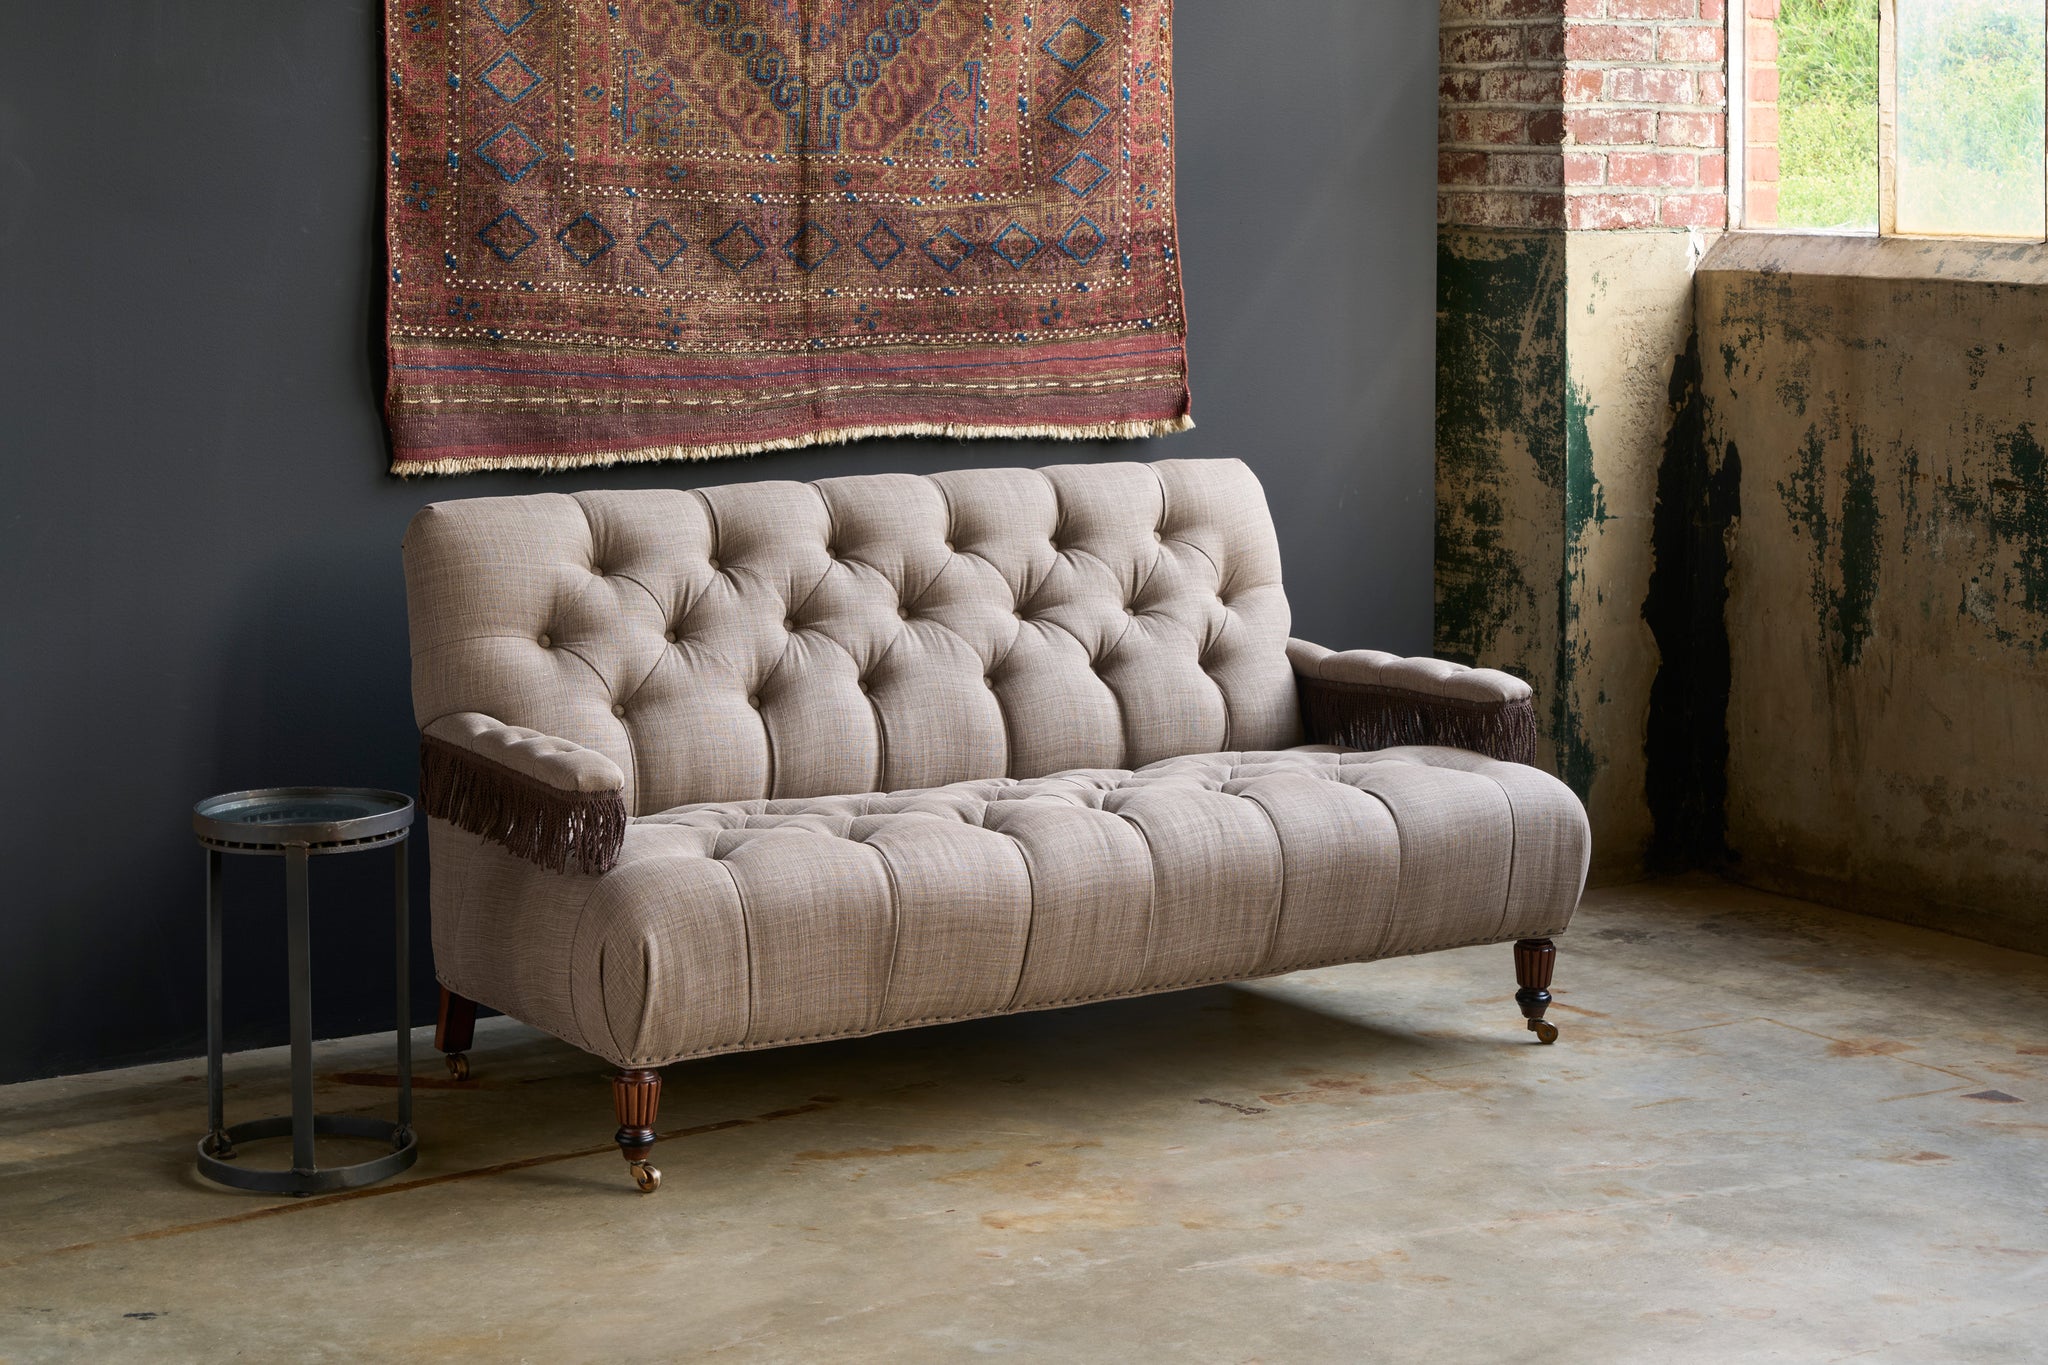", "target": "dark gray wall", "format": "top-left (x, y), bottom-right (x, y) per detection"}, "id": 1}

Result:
top-left (0, 2), bottom-right (1436, 1083)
